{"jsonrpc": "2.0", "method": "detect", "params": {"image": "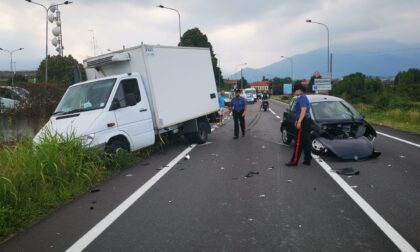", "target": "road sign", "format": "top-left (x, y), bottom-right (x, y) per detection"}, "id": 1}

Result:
top-left (283, 83), bottom-right (292, 95)
top-left (314, 78), bottom-right (331, 86)
top-left (312, 84), bottom-right (332, 91)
